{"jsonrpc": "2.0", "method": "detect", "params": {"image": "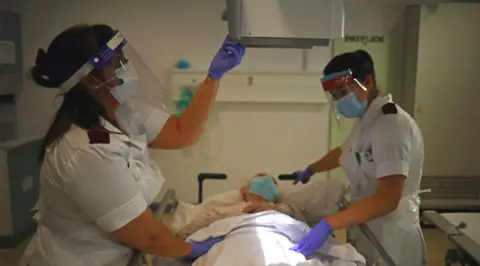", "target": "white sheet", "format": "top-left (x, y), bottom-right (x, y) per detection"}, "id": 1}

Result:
top-left (186, 211), bottom-right (365, 266)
